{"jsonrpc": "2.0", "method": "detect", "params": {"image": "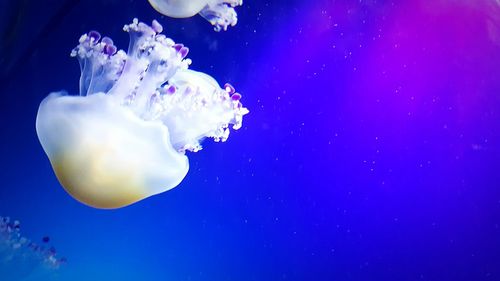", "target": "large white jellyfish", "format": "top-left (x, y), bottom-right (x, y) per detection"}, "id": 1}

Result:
top-left (0, 216), bottom-right (66, 280)
top-left (148, 0), bottom-right (243, 31)
top-left (36, 19), bottom-right (248, 209)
